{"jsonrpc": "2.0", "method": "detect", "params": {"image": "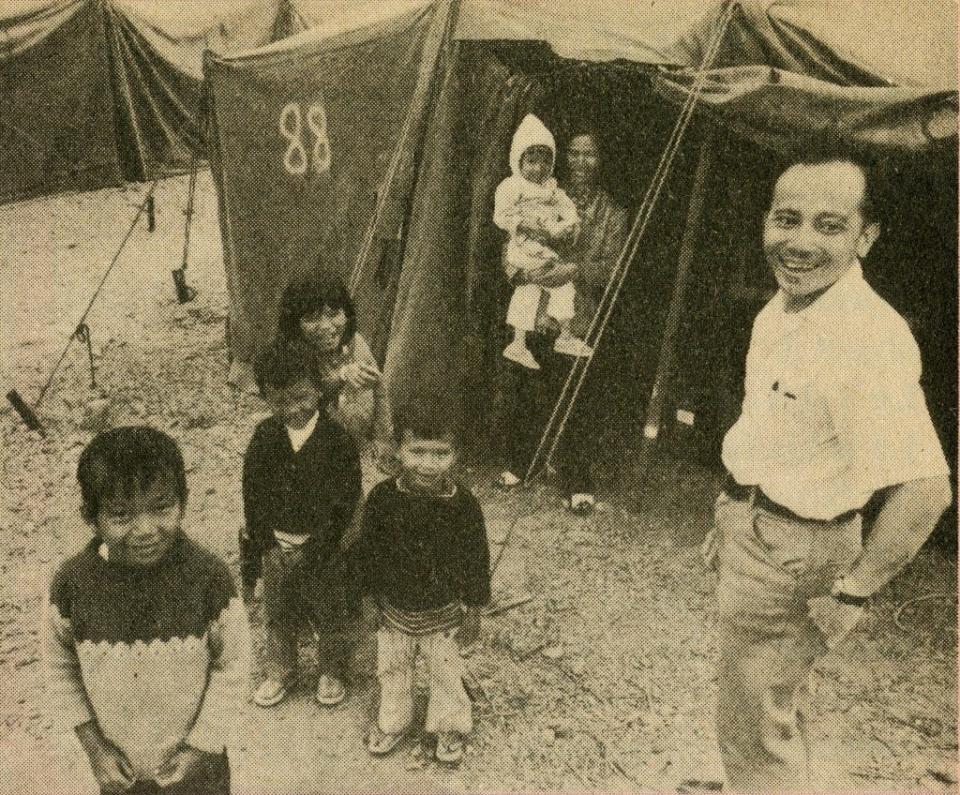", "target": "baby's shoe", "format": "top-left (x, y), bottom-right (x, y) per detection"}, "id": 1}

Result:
top-left (315, 673), bottom-right (345, 706)
top-left (503, 340), bottom-right (540, 370)
top-left (554, 333), bottom-right (593, 358)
